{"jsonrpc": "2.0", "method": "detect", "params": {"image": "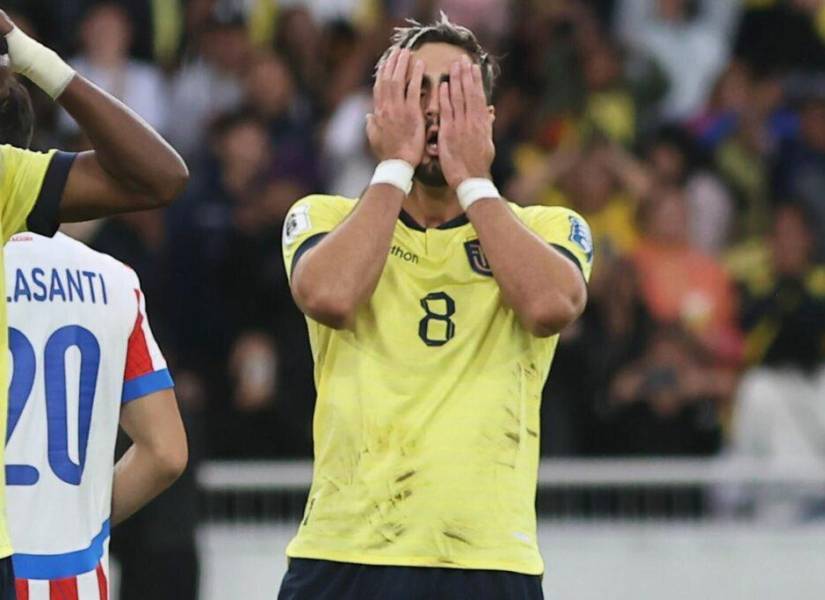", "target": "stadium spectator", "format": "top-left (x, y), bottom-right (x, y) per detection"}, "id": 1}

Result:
top-left (735, 0), bottom-right (825, 72)
top-left (243, 52), bottom-right (320, 195)
top-left (734, 204), bottom-right (825, 459)
top-left (772, 94), bottom-right (825, 253)
top-left (543, 258), bottom-right (655, 455)
top-left (712, 69), bottom-right (796, 240)
top-left (728, 203), bottom-right (825, 519)
top-left (59, 3), bottom-right (169, 138)
top-left (616, 0), bottom-right (741, 119)
top-left (274, 7), bottom-right (325, 101)
top-left (642, 126), bottom-right (734, 254)
top-left (601, 325), bottom-right (724, 455)
top-left (632, 184), bottom-right (742, 360)
top-left (167, 111), bottom-right (314, 457)
top-left (508, 143), bottom-right (641, 268)
top-left (322, 89), bottom-right (375, 197)
top-left (166, 12), bottom-right (249, 158)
